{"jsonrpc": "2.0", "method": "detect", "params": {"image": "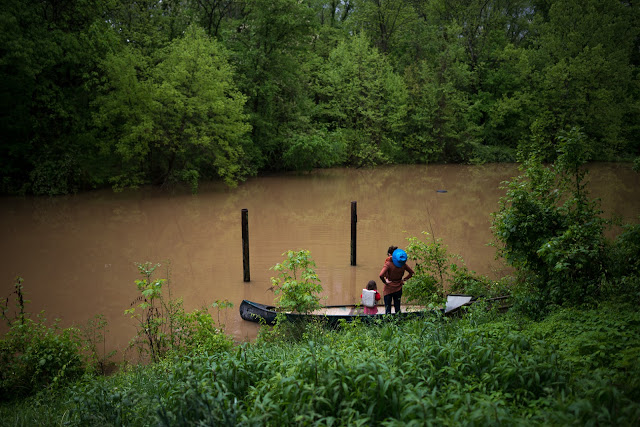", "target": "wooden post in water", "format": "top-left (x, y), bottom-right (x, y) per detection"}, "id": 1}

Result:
top-left (241, 208), bottom-right (250, 282)
top-left (351, 201), bottom-right (357, 266)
